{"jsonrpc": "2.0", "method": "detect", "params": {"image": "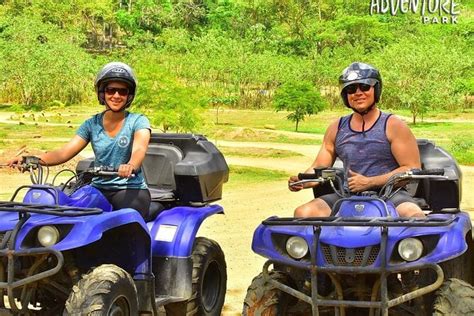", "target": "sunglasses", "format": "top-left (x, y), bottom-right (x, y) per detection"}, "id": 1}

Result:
top-left (105, 87), bottom-right (129, 96)
top-left (344, 83), bottom-right (373, 94)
